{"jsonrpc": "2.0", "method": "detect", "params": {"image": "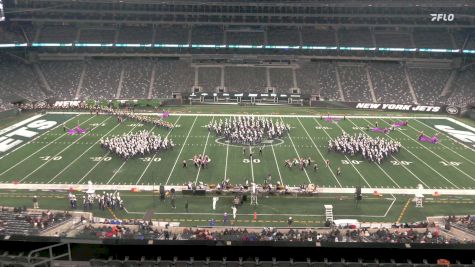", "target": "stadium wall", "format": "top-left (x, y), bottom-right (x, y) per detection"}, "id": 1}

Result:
top-left (0, 236), bottom-right (474, 263)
